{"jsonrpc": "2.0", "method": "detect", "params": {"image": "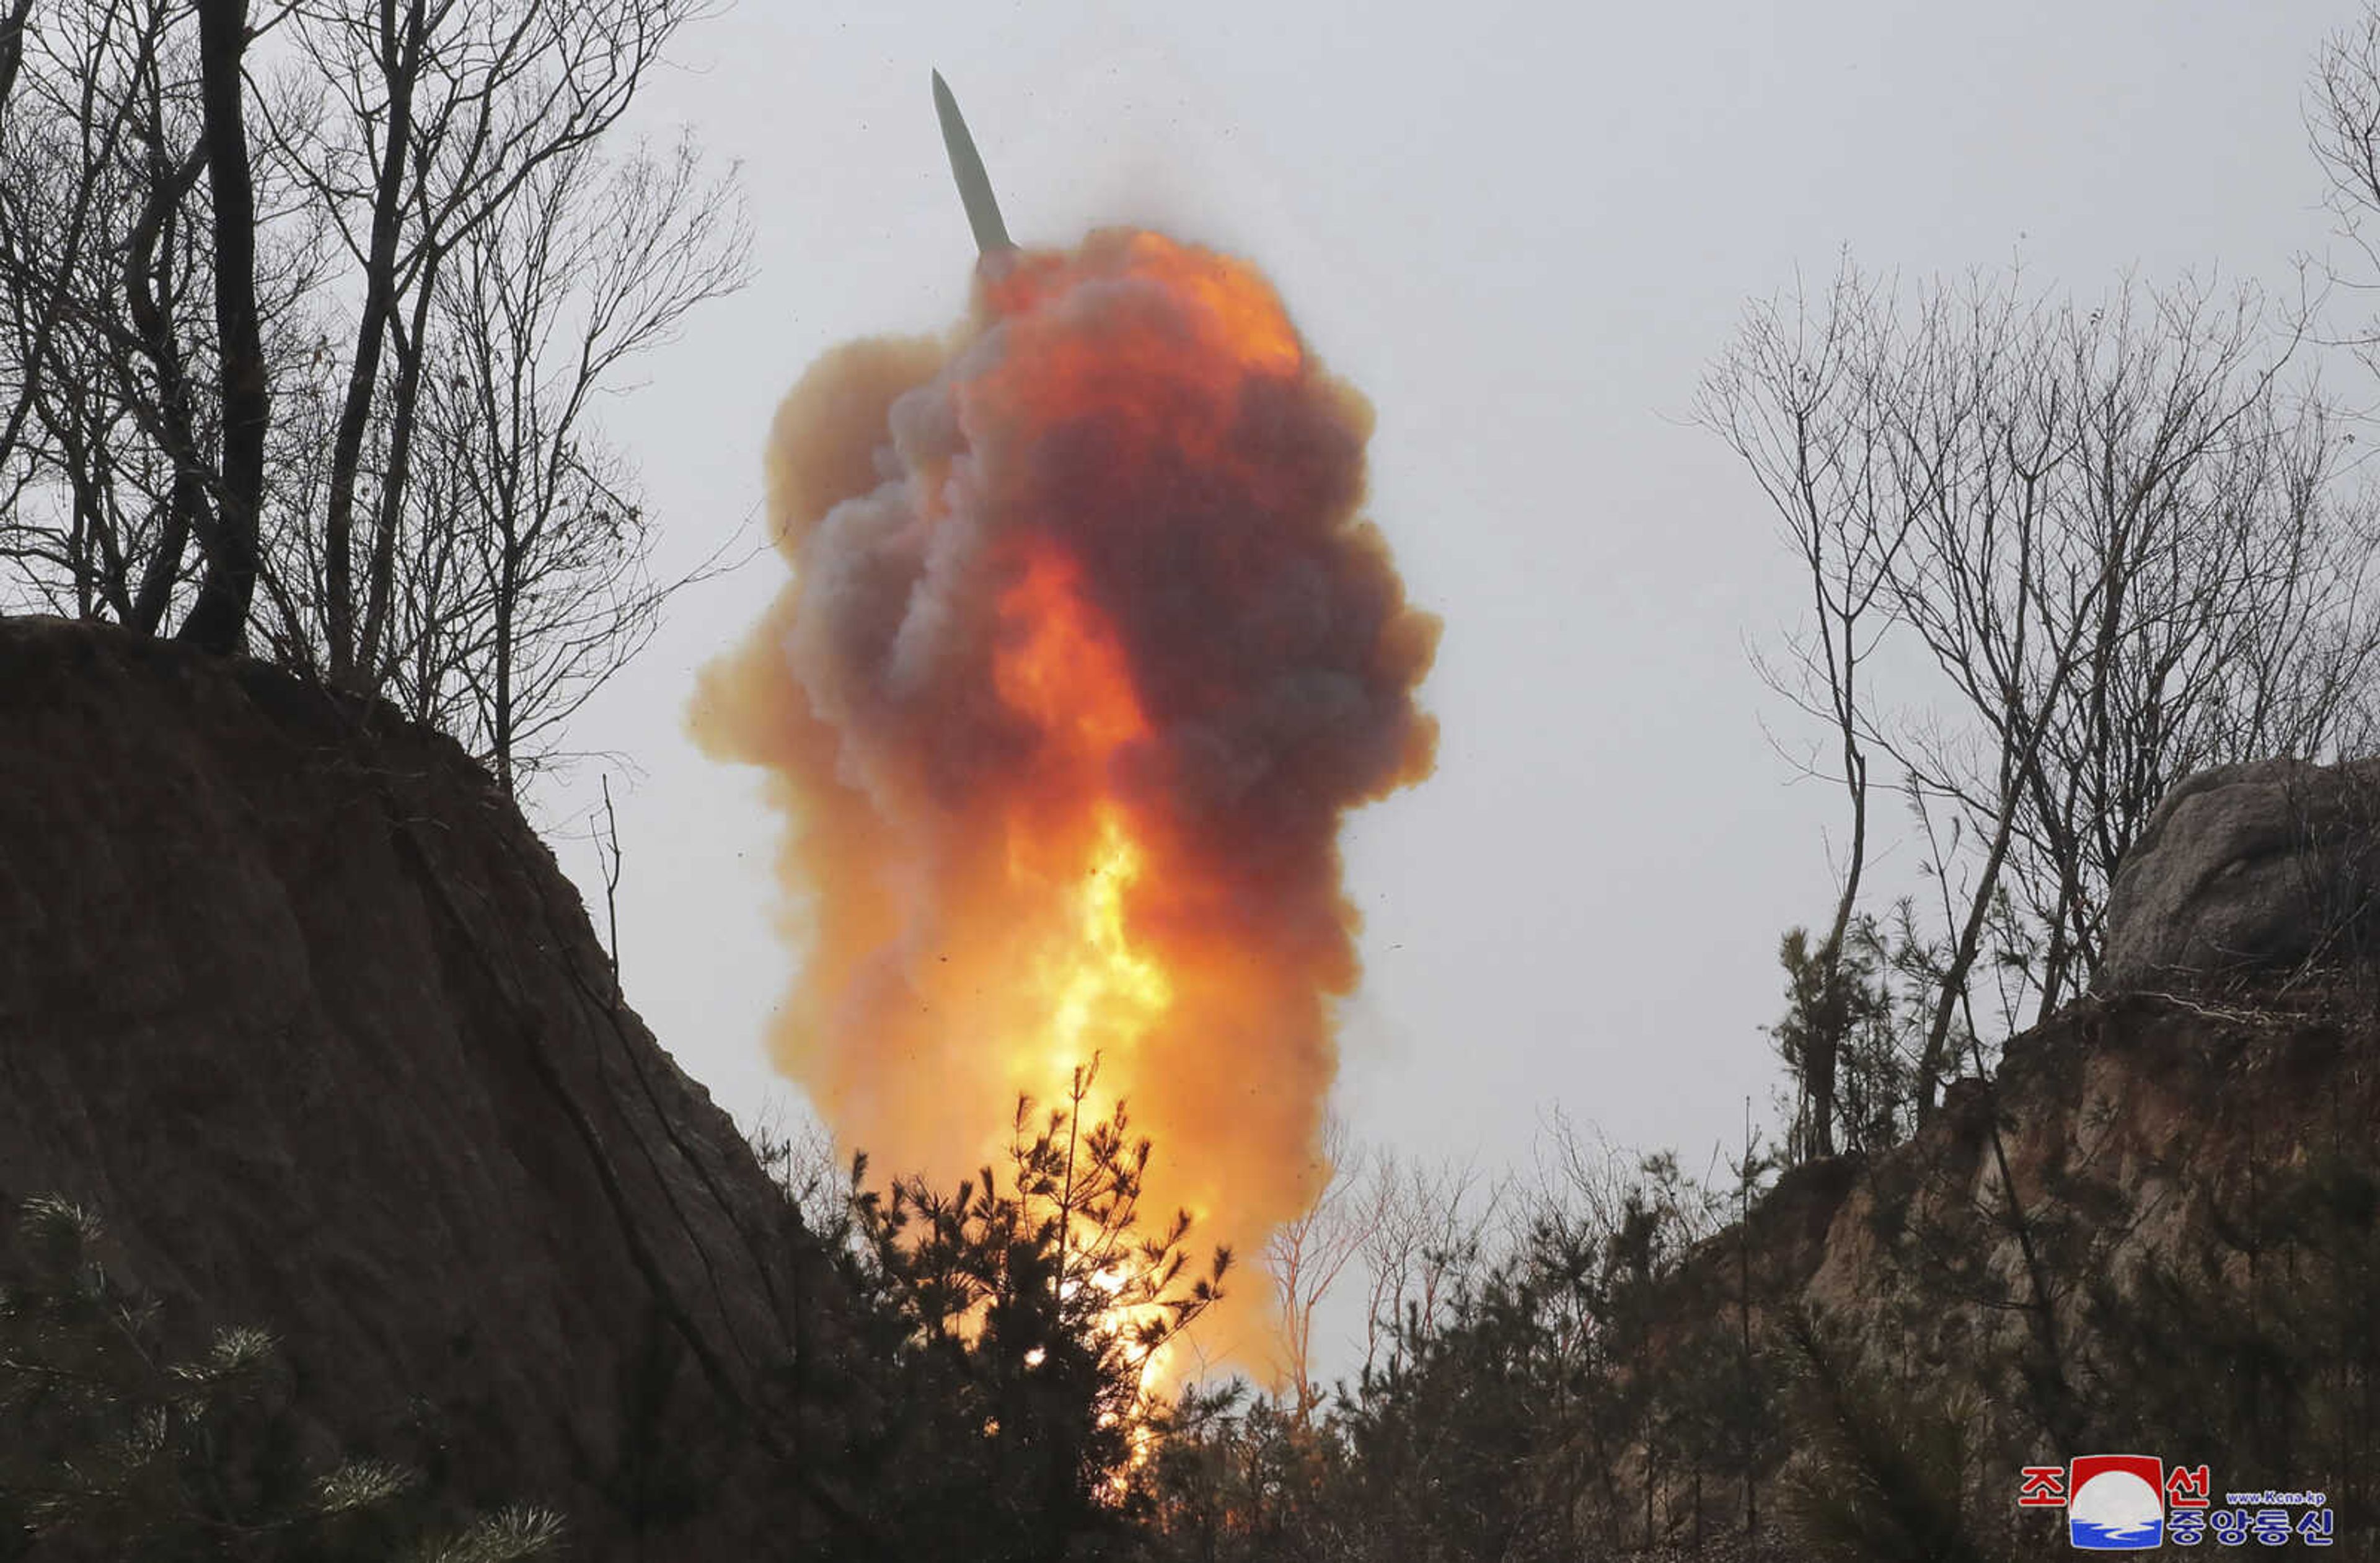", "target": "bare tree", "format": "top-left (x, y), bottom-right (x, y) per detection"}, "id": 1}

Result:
top-left (1706, 264), bottom-right (2380, 1130)
top-left (179, 0), bottom-right (264, 654)
top-left (0, 0), bottom-right (35, 131)
top-left (256, 0), bottom-right (716, 687)
top-left (0, 0), bottom-right (743, 799)
top-left (1263, 1116), bottom-right (1383, 1426)
top-left (0, 0), bottom-right (208, 622)
top-left (1356, 1151), bottom-right (1503, 1378)
top-left (406, 131), bottom-right (748, 793)
top-left (1696, 261), bottom-right (1913, 1156)
top-left (2314, 7), bottom-right (2380, 377)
